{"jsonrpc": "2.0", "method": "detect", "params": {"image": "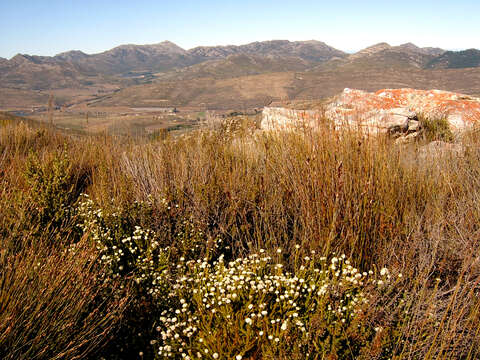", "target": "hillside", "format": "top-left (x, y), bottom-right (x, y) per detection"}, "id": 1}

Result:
top-left (92, 72), bottom-right (294, 109)
top-left (0, 54), bottom-right (100, 90)
top-left (3, 40), bottom-right (480, 111)
top-left (0, 88), bottom-right (50, 109)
